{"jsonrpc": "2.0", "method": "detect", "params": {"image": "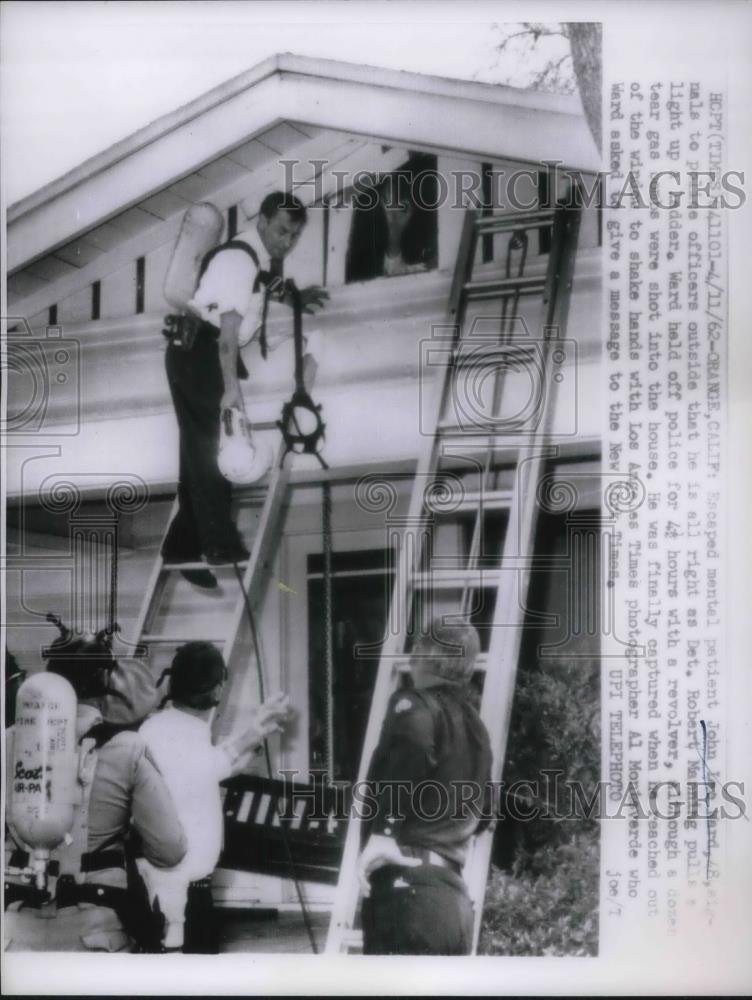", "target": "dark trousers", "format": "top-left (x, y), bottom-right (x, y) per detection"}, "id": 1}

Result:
top-left (183, 880), bottom-right (220, 954)
top-left (362, 864), bottom-right (474, 955)
top-left (164, 330), bottom-right (243, 557)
